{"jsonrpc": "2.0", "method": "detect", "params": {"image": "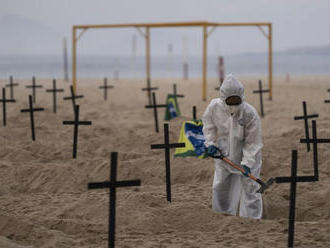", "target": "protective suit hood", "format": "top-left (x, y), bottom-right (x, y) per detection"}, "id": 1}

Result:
top-left (219, 73), bottom-right (245, 102)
